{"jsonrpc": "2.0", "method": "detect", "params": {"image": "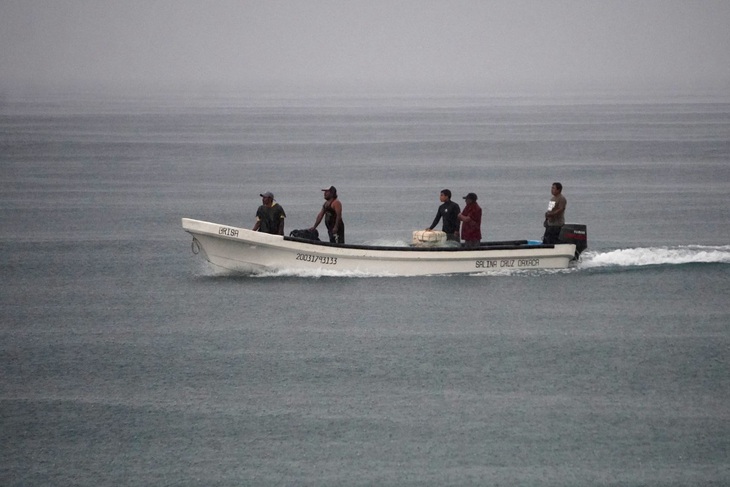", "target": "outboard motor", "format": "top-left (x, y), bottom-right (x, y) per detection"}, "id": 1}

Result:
top-left (558, 224), bottom-right (588, 260)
